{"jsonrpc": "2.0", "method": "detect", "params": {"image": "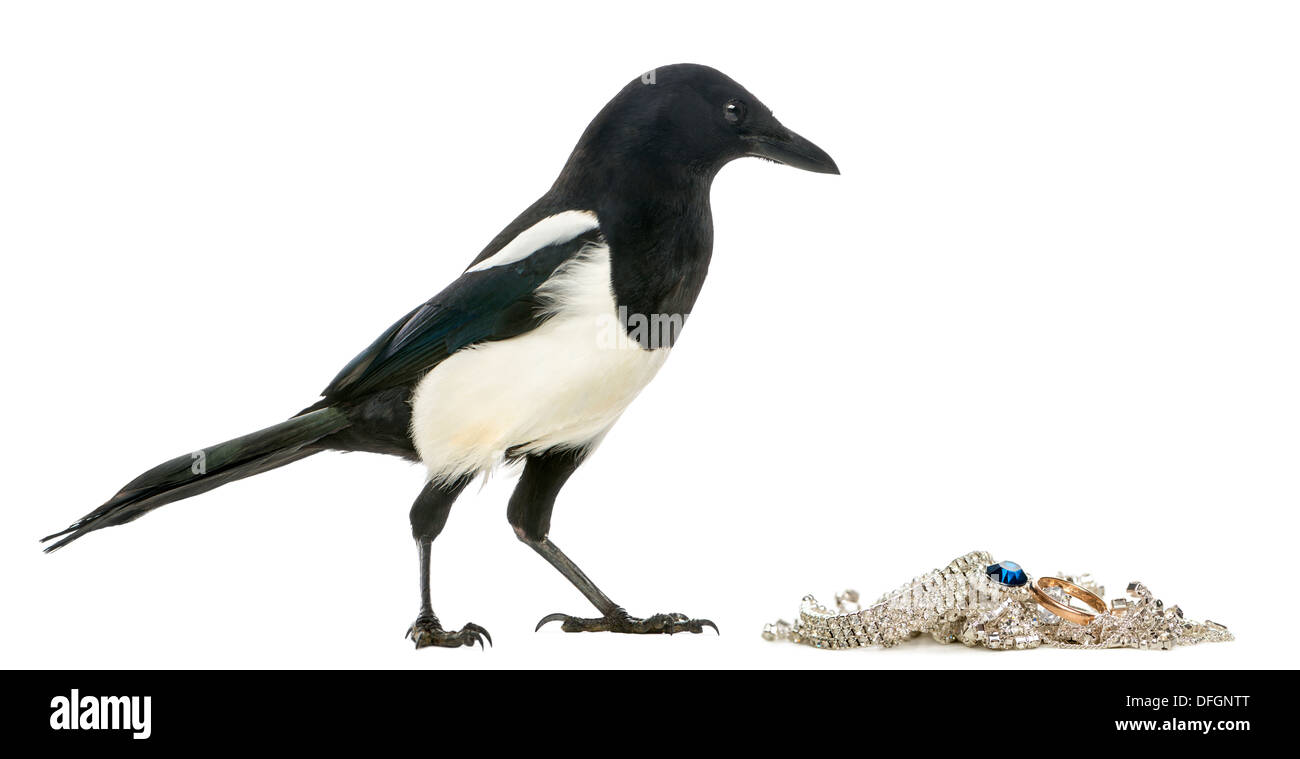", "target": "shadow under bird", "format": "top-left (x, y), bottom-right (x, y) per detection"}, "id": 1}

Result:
top-left (44, 63), bottom-right (839, 648)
